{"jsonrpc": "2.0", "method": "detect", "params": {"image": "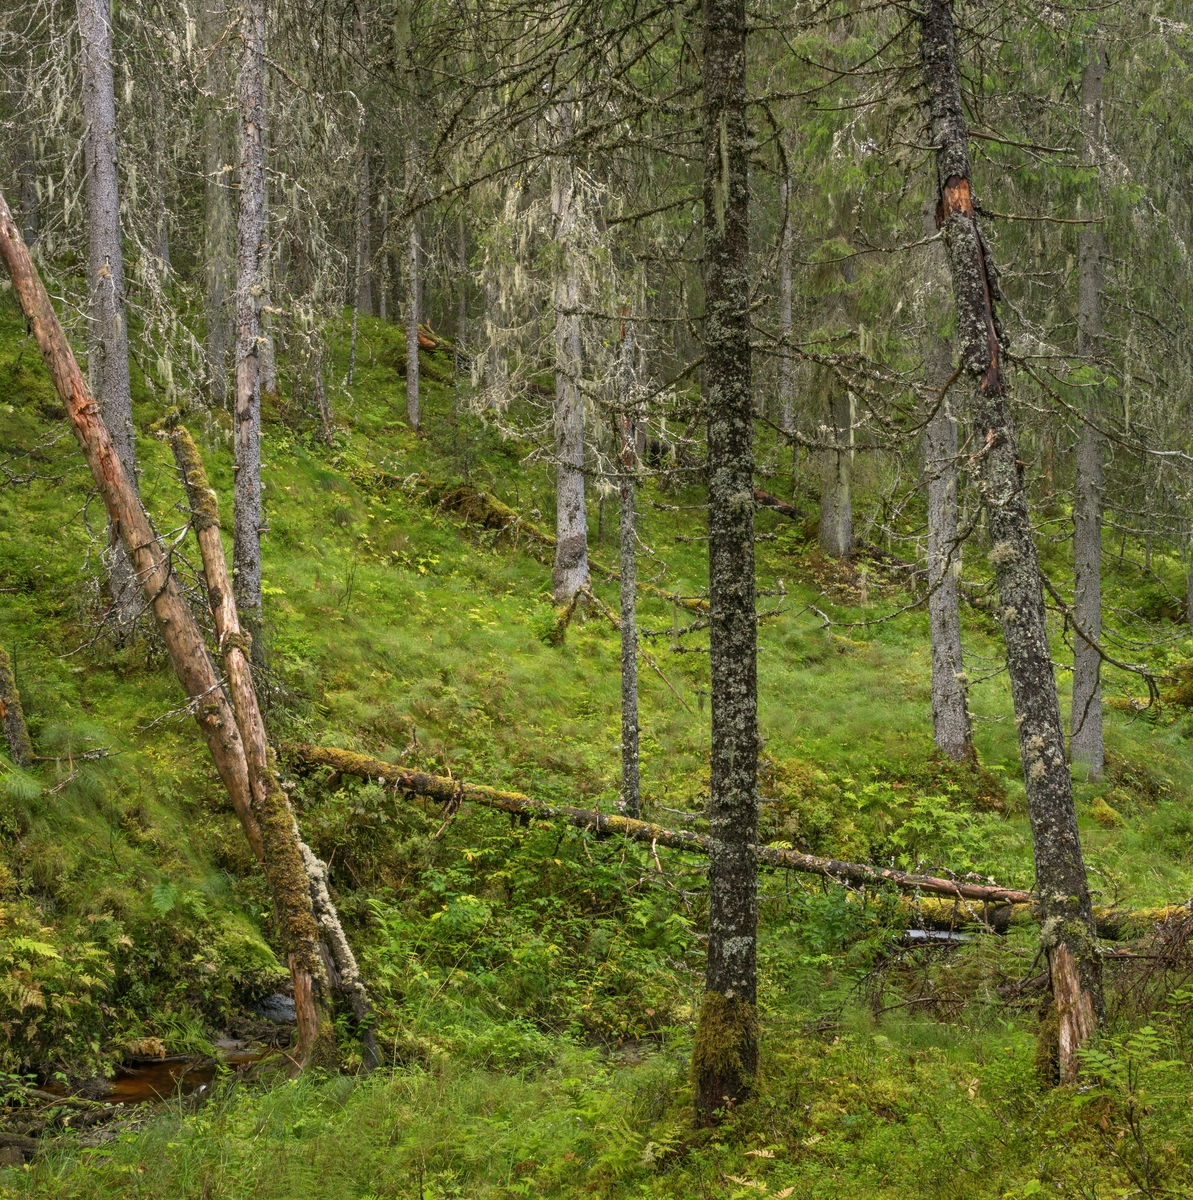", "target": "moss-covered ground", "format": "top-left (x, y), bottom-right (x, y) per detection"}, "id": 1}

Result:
top-left (3, 297), bottom-right (1193, 1196)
